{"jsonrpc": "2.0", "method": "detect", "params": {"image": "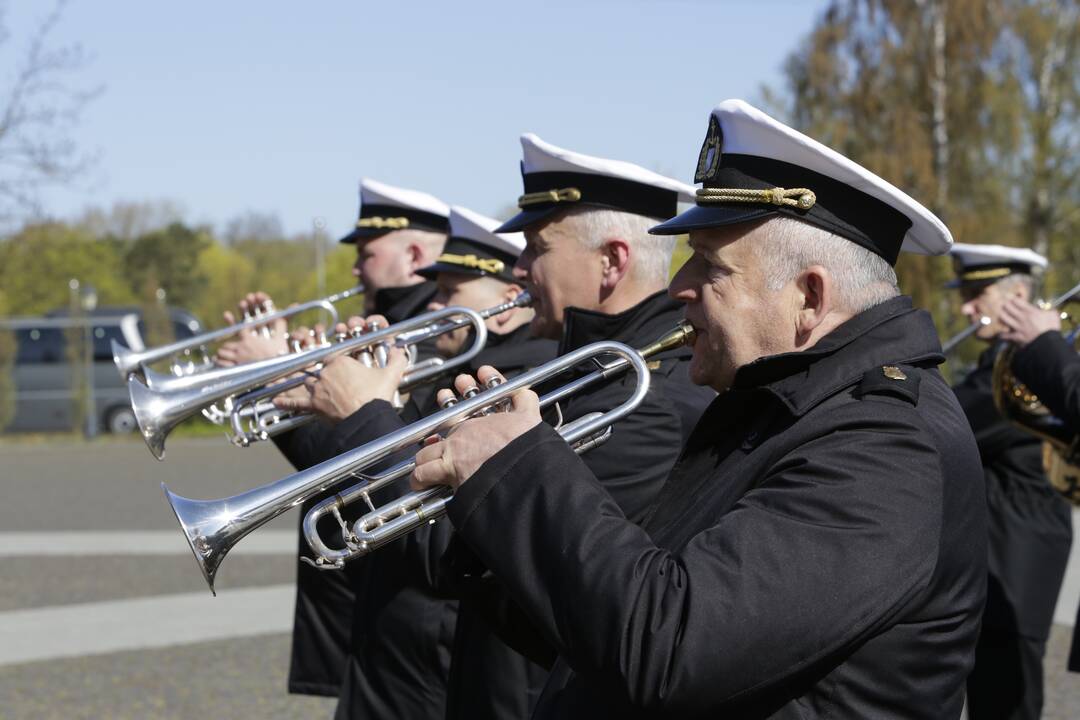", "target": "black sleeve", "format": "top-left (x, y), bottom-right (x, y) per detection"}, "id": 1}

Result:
top-left (1012, 330), bottom-right (1080, 430)
top-left (445, 407), bottom-right (942, 713)
top-left (272, 422), bottom-right (333, 470)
